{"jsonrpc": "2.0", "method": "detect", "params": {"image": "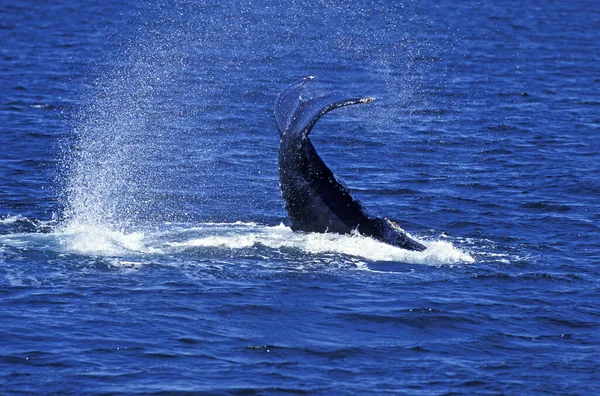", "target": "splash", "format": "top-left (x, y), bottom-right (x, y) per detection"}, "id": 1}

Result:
top-left (1, 218), bottom-right (473, 265)
top-left (58, 223), bottom-right (159, 256)
top-left (166, 223), bottom-right (473, 265)
top-left (55, 1), bottom-right (447, 265)
top-left (59, 2), bottom-right (210, 234)
top-left (61, 43), bottom-right (189, 232)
